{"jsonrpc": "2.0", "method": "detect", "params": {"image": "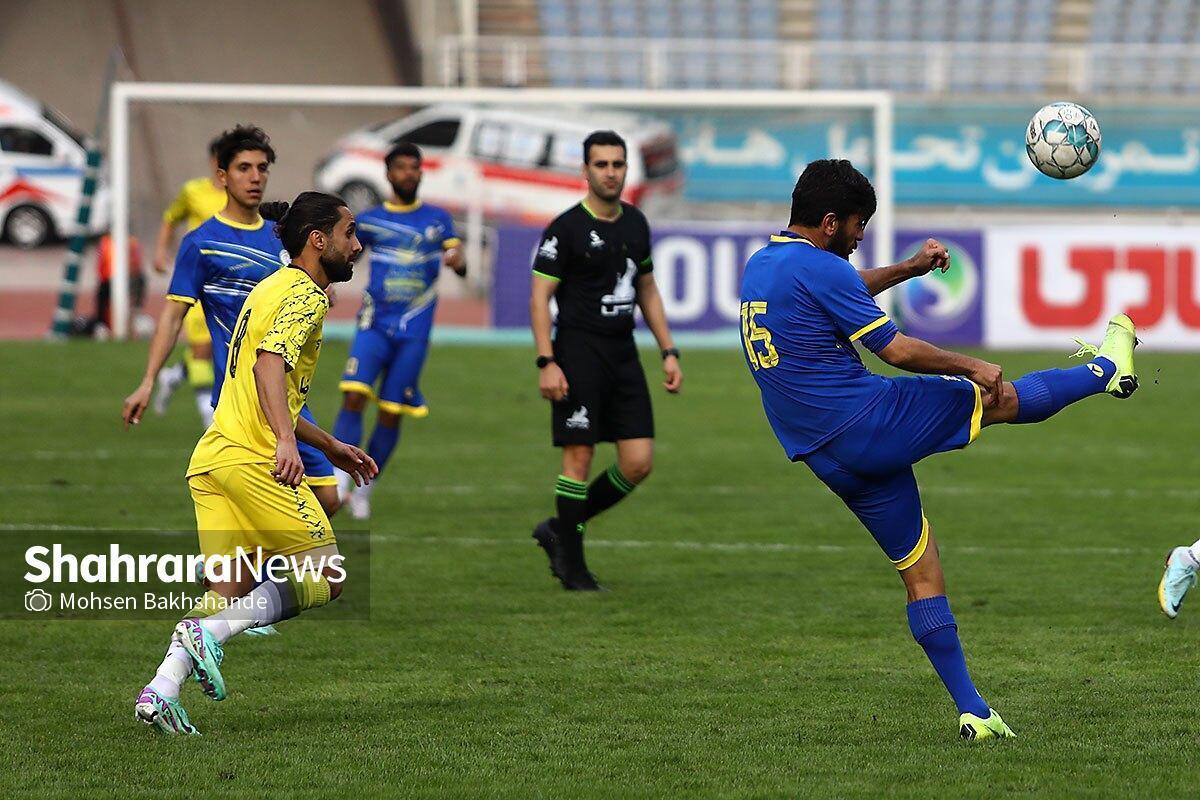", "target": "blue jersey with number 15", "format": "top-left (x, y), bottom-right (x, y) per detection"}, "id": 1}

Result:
top-left (740, 231), bottom-right (901, 460)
